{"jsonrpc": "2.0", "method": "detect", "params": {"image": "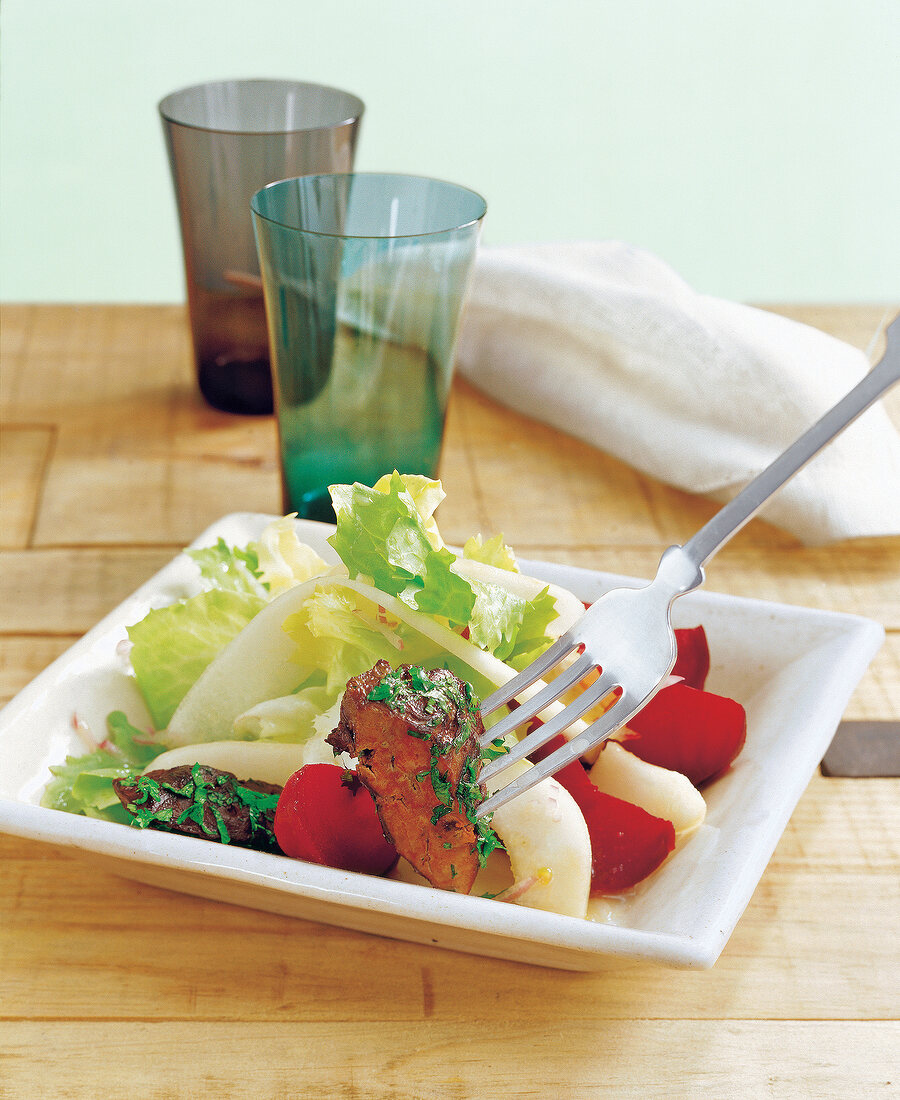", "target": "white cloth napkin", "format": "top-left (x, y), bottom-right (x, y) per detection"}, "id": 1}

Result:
top-left (455, 241), bottom-right (900, 545)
